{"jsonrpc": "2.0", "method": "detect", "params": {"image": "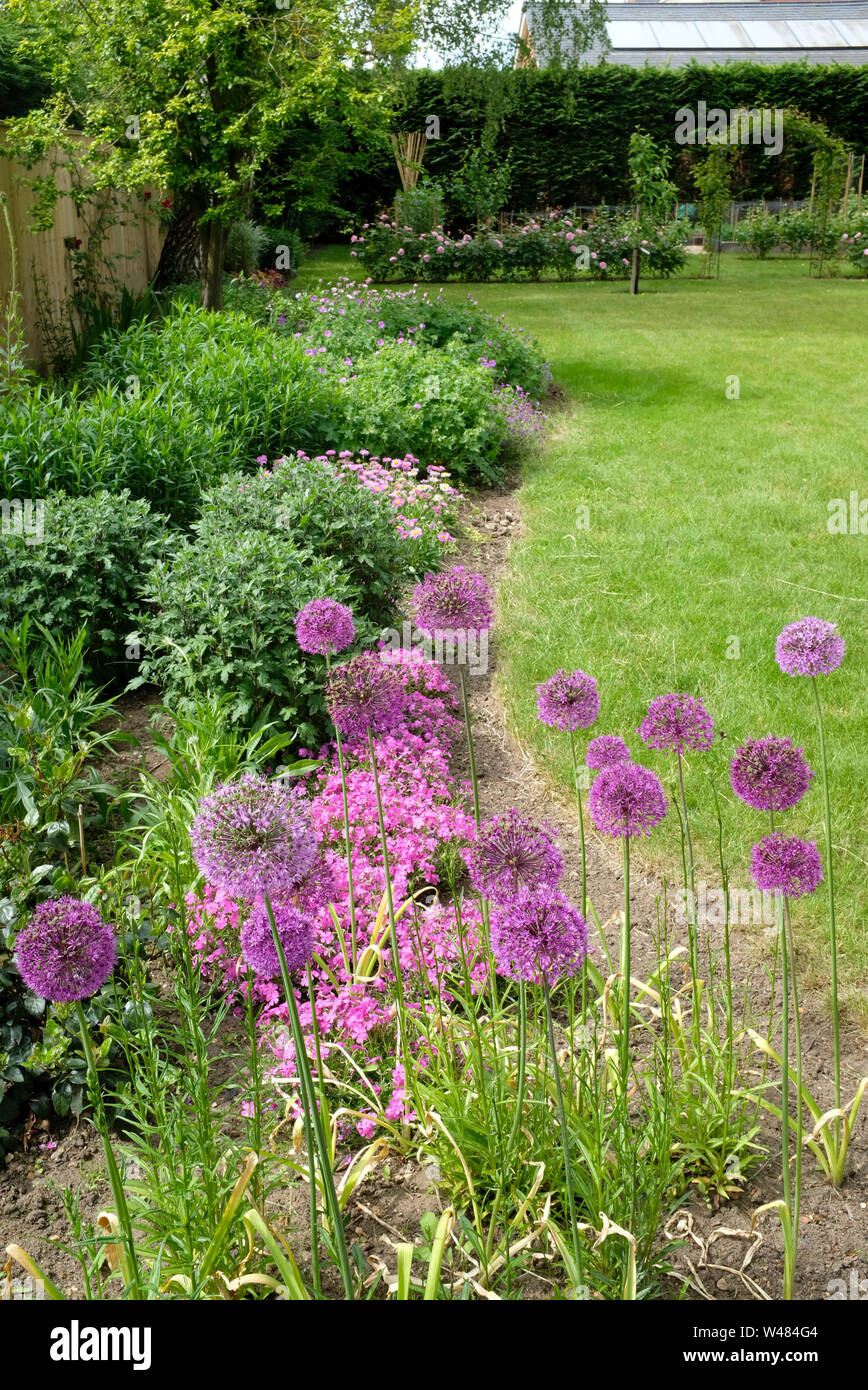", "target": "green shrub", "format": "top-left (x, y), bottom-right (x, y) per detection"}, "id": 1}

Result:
top-left (734, 209), bottom-right (779, 258)
top-left (777, 206), bottom-right (813, 256)
top-left (133, 530), bottom-right (359, 734)
top-left (0, 491), bottom-right (170, 680)
top-left (224, 219), bottom-right (268, 274)
top-left (198, 456), bottom-right (415, 626)
top-left (334, 342), bottom-right (509, 485)
top-left (259, 226), bottom-right (305, 273)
